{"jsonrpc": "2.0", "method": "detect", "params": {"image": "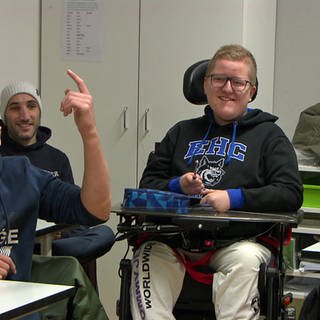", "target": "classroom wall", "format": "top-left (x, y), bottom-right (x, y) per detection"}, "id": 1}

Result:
top-left (0, 1), bottom-right (39, 92)
top-left (3, 2), bottom-right (320, 164)
top-left (274, 0), bottom-right (320, 139)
